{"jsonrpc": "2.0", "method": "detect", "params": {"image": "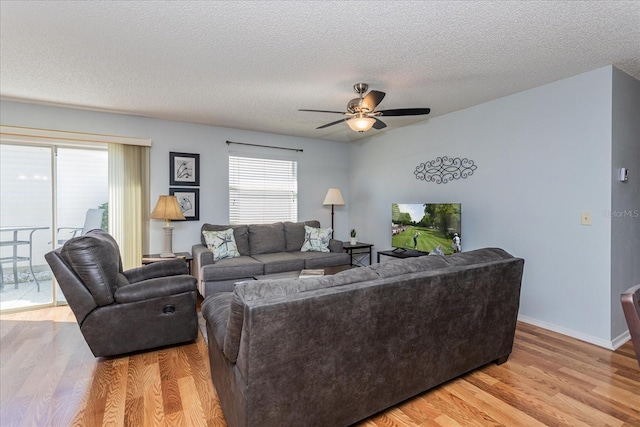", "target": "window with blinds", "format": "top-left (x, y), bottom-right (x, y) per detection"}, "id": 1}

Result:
top-left (229, 154), bottom-right (298, 224)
